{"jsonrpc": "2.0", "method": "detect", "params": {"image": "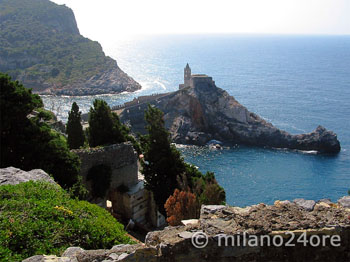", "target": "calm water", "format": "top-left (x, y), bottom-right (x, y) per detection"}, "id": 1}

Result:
top-left (42, 34), bottom-right (350, 206)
